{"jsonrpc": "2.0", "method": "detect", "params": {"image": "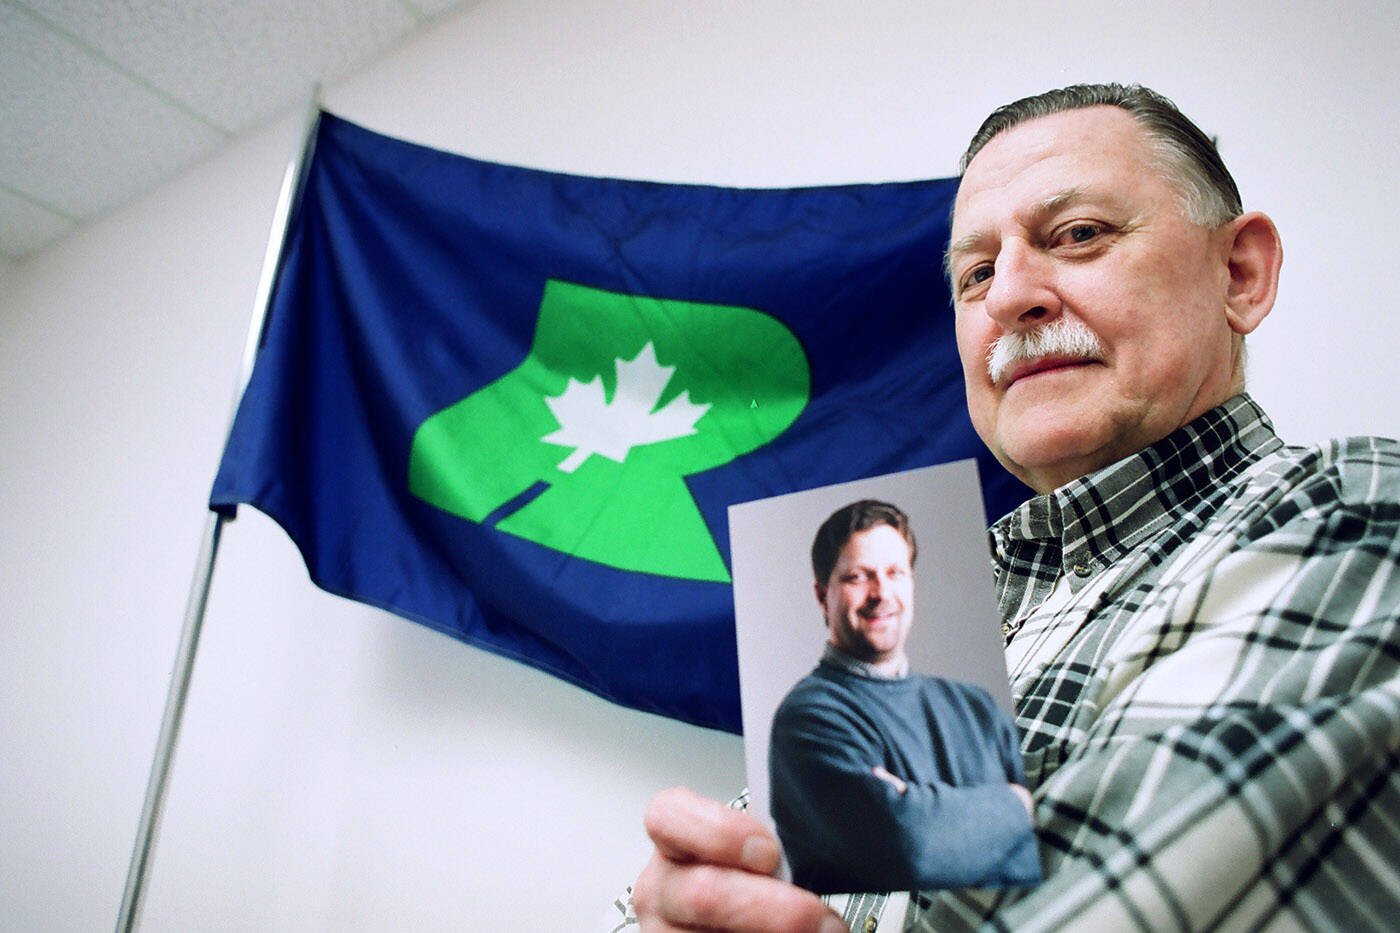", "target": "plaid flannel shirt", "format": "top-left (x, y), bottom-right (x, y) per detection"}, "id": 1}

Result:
top-left (606, 394), bottom-right (1400, 932)
top-left (913, 394), bottom-right (1400, 931)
